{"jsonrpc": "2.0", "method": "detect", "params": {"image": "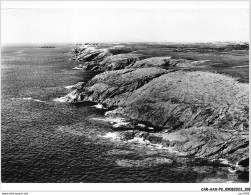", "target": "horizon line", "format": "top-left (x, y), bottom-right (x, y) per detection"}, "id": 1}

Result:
top-left (2, 40), bottom-right (249, 45)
